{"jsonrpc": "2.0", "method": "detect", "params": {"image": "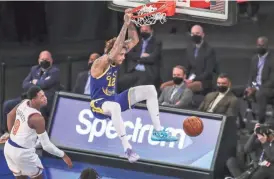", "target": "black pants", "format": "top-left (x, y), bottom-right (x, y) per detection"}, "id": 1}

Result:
top-left (255, 88), bottom-right (274, 124)
top-left (250, 165), bottom-right (274, 179)
top-left (231, 86), bottom-right (274, 124)
top-left (226, 157), bottom-right (245, 177)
